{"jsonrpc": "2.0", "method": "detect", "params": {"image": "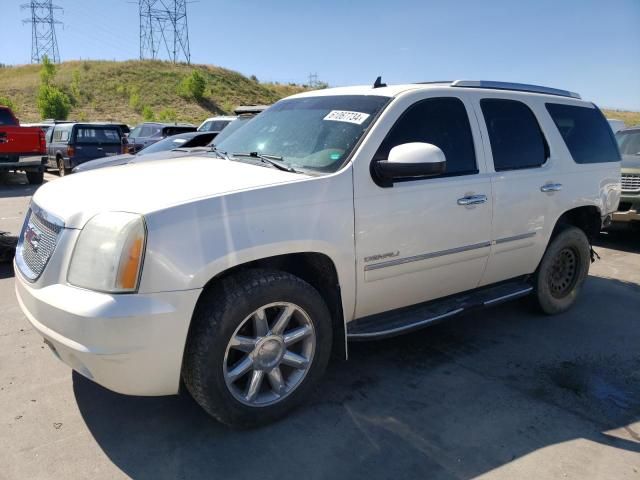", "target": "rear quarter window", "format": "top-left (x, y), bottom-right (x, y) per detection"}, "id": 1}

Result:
top-left (546, 103), bottom-right (621, 164)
